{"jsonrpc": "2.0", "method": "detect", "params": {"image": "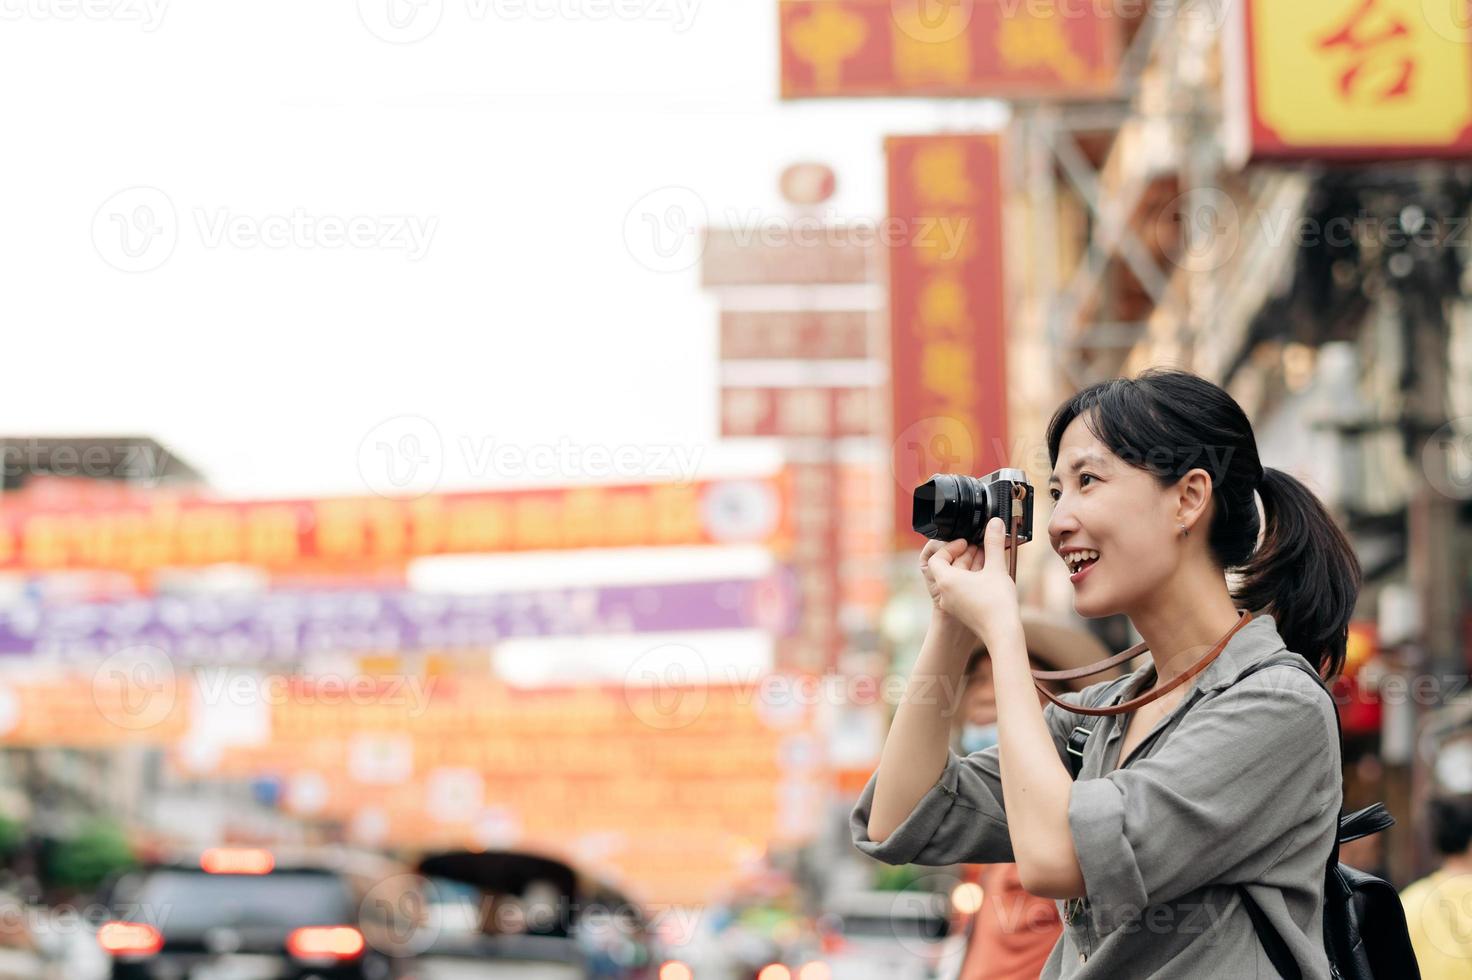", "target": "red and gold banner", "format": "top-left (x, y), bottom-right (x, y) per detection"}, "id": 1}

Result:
top-left (887, 133), bottom-right (1010, 549)
top-left (0, 476), bottom-right (790, 573)
top-left (720, 311), bottom-right (871, 360)
top-left (1227, 0), bottom-right (1472, 160)
top-left (780, 0), bottom-right (1120, 99)
top-left (721, 386), bottom-right (880, 439)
